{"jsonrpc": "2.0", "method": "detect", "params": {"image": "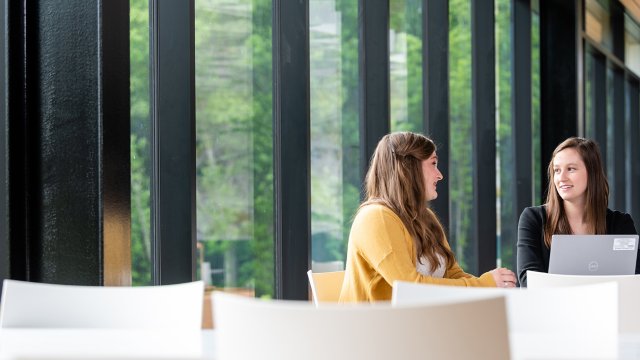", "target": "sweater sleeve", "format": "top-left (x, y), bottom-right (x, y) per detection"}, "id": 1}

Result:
top-left (354, 205), bottom-right (496, 288)
top-left (516, 207), bottom-right (545, 287)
